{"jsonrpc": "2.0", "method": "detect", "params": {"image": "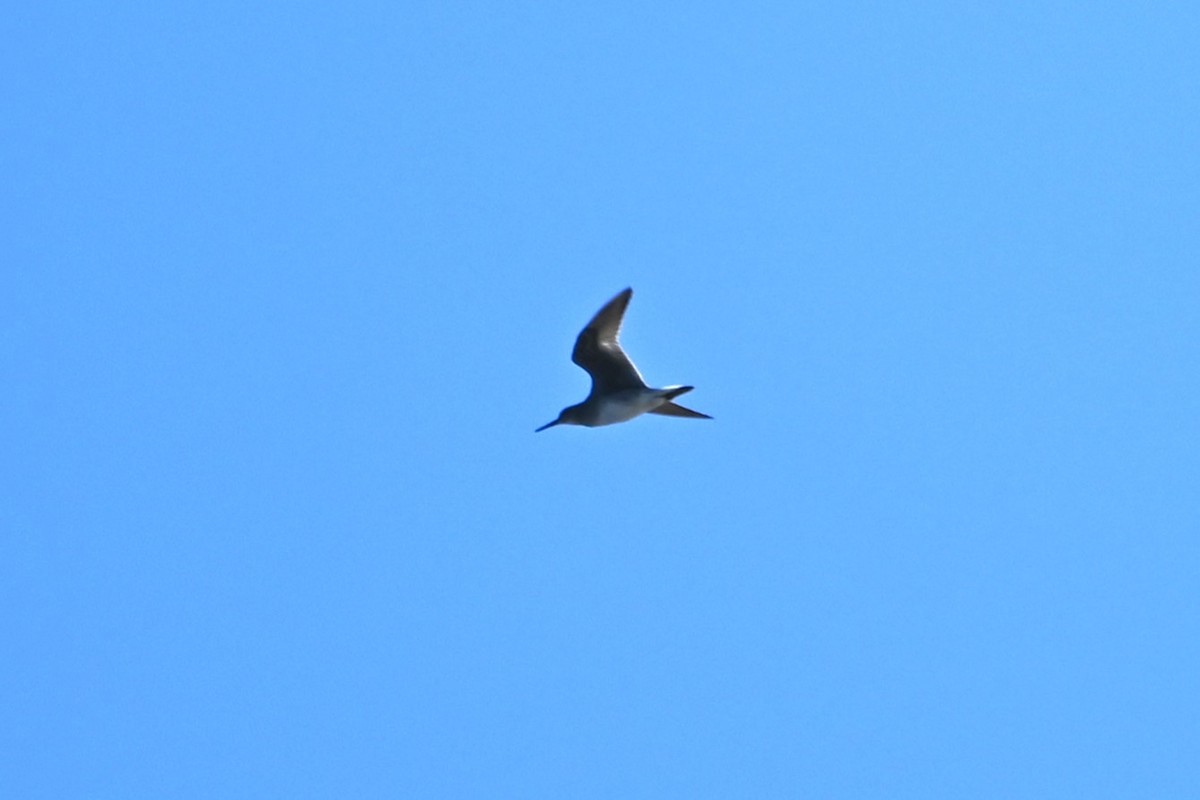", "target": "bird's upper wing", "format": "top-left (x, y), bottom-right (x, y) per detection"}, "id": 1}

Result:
top-left (571, 287), bottom-right (647, 392)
